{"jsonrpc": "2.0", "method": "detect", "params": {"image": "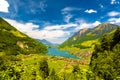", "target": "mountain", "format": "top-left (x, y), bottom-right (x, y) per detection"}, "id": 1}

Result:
top-left (36, 39), bottom-right (58, 46)
top-left (0, 17), bottom-right (47, 55)
top-left (60, 23), bottom-right (119, 49)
